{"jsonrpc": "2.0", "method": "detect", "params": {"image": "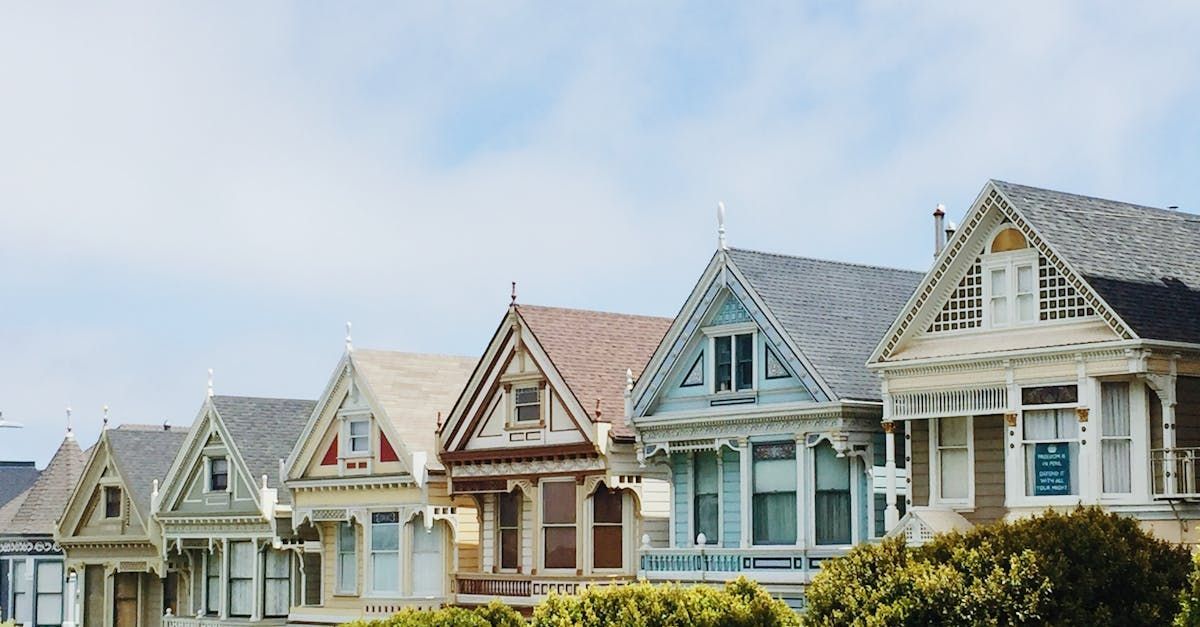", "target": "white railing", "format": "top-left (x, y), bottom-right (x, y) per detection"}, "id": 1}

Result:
top-left (890, 386), bottom-right (1008, 420)
top-left (1151, 448), bottom-right (1200, 498)
top-left (639, 546), bottom-right (844, 585)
